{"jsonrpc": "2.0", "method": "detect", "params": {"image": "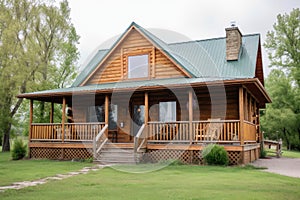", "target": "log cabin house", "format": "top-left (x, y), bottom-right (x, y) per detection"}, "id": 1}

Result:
top-left (18, 22), bottom-right (271, 165)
